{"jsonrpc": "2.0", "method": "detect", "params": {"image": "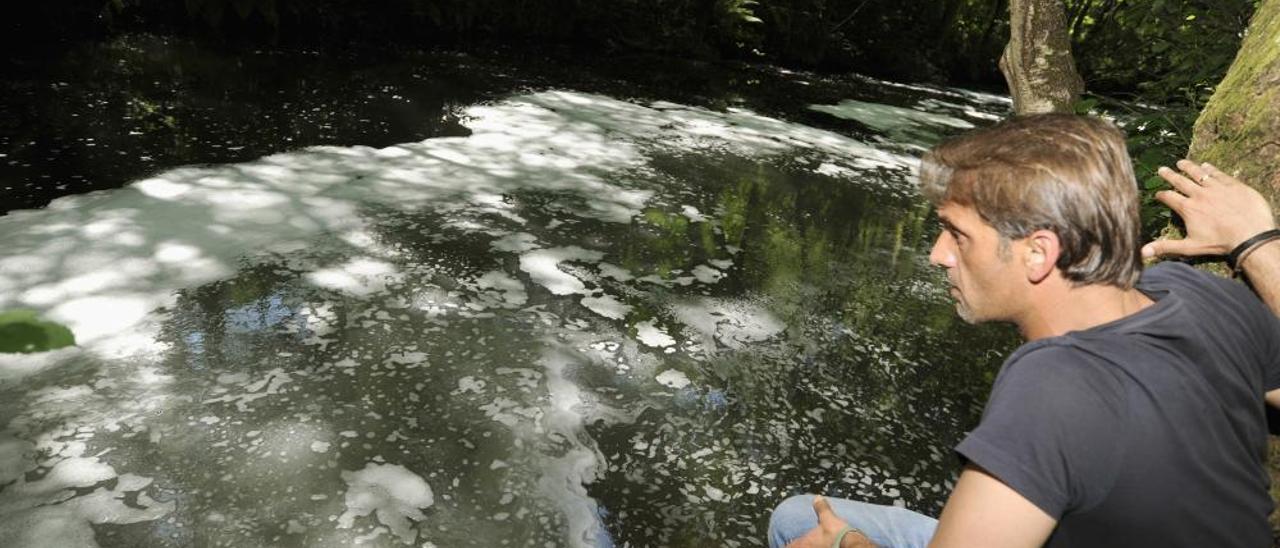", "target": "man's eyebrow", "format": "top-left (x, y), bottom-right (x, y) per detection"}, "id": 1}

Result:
top-left (938, 217), bottom-right (965, 236)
